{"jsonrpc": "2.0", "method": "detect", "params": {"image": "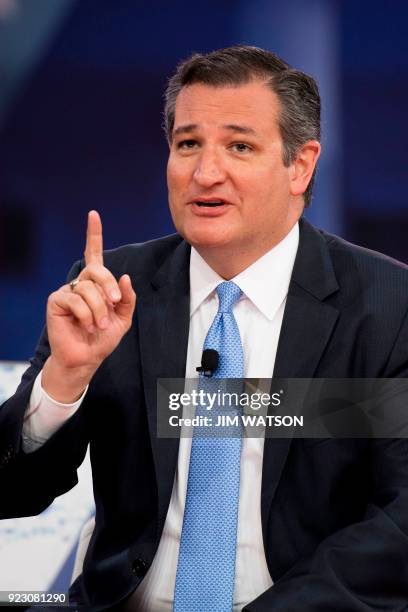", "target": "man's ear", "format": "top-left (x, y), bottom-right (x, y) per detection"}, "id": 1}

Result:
top-left (289, 141), bottom-right (321, 197)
